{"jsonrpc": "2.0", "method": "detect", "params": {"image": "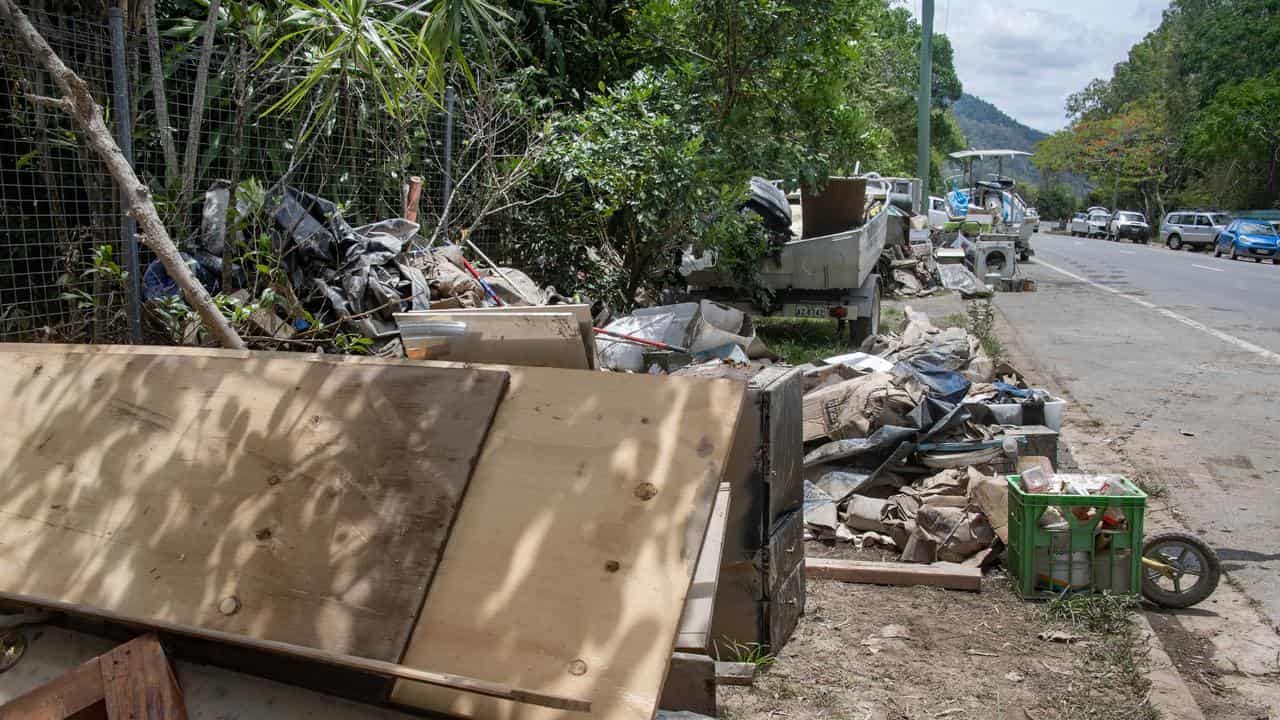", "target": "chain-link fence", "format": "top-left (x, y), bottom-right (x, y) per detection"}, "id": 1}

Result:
top-left (0, 9), bottom-right (469, 343)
